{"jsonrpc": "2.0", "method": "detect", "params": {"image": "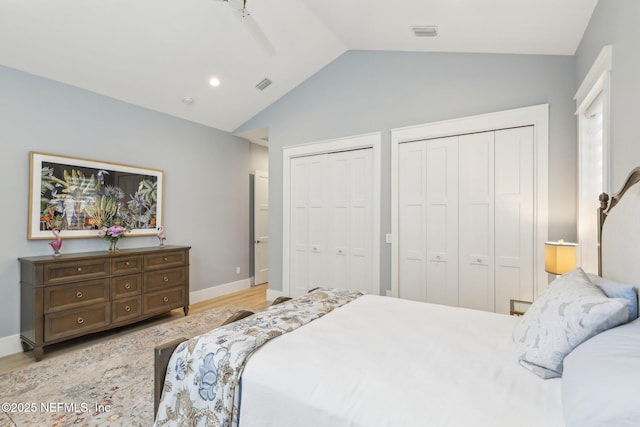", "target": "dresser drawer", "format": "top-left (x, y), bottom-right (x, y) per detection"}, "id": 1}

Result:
top-left (111, 274), bottom-right (142, 298)
top-left (143, 287), bottom-right (185, 315)
top-left (44, 303), bottom-right (110, 342)
top-left (144, 250), bottom-right (187, 271)
top-left (144, 267), bottom-right (187, 292)
top-left (44, 279), bottom-right (110, 314)
top-left (112, 296), bottom-right (142, 323)
top-left (111, 256), bottom-right (143, 275)
top-left (44, 259), bottom-right (110, 285)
